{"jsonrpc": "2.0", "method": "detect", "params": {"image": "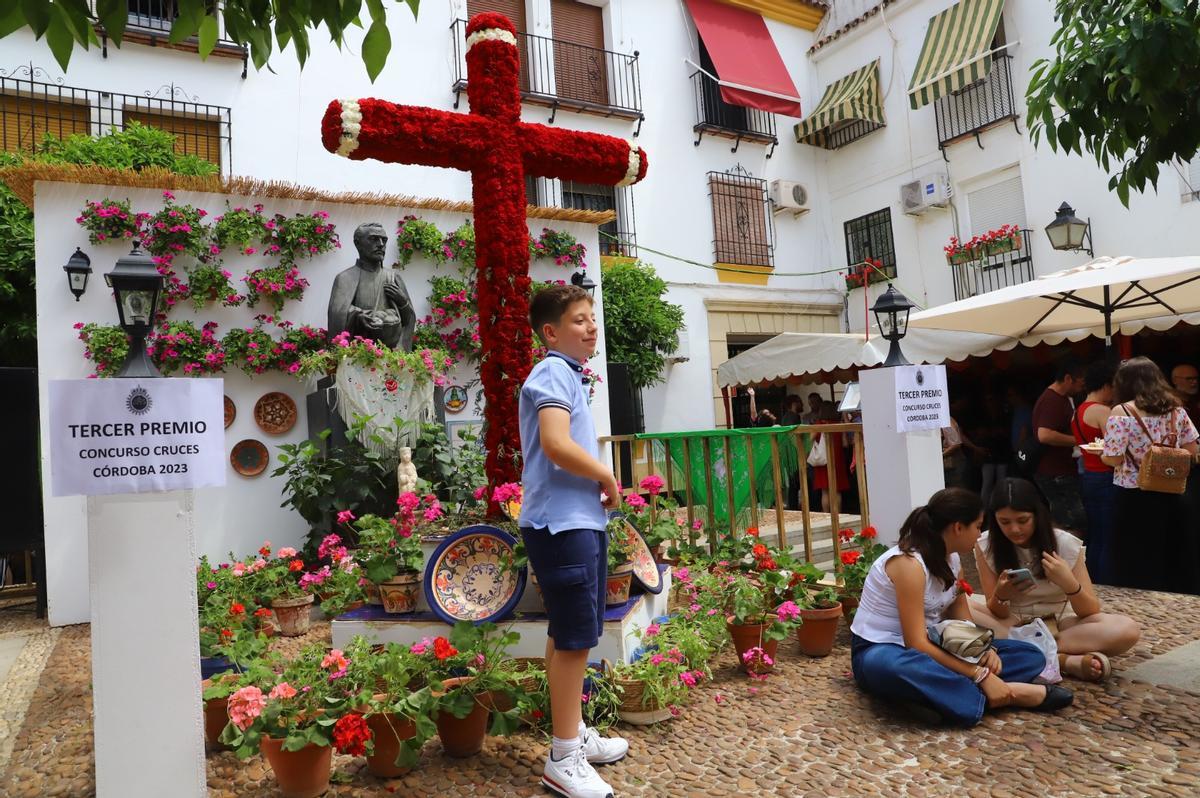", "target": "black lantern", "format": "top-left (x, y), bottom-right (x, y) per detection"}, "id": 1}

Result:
top-left (63, 247), bottom-right (92, 301)
top-left (871, 284), bottom-right (915, 368)
top-left (103, 241), bottom-right (164, 378)
top-left (571, 268), bottom-right (597, 295)
top-left (1044, 201), bottom-right (1094, 256)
